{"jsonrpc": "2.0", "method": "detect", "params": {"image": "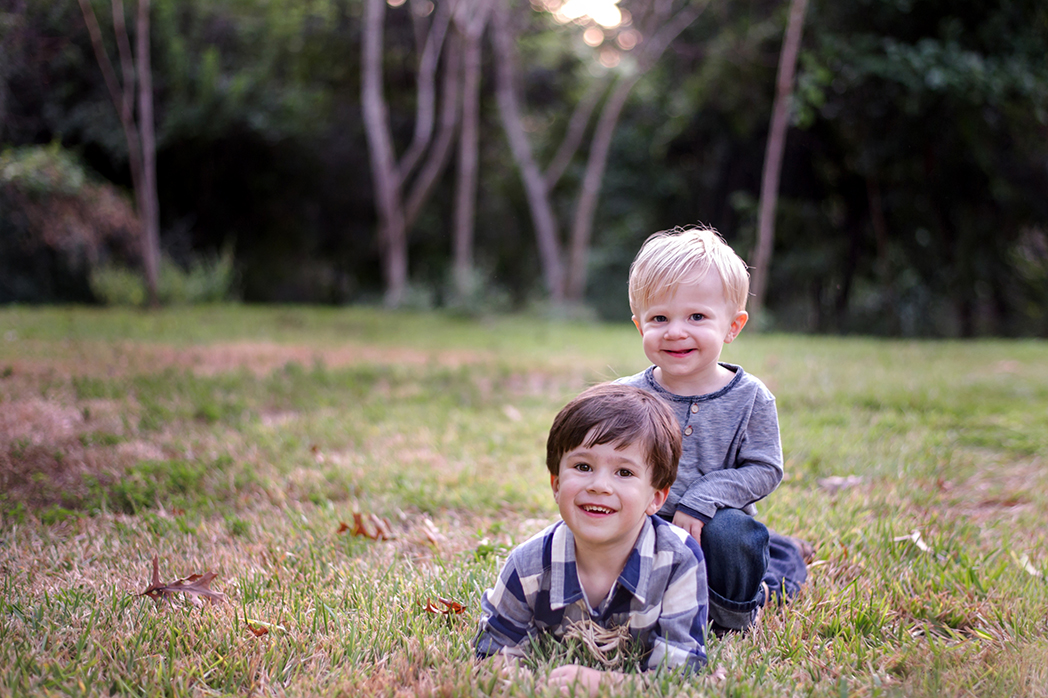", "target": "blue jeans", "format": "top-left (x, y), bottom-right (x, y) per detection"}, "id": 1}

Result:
top-left (697, 508), bottom-right (808, 631)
